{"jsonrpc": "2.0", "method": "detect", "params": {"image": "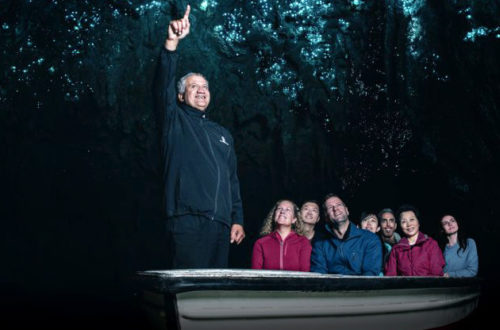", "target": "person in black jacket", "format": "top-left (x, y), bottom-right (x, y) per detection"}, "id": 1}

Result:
top-left (154, 5), bottom-right (245, 268)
